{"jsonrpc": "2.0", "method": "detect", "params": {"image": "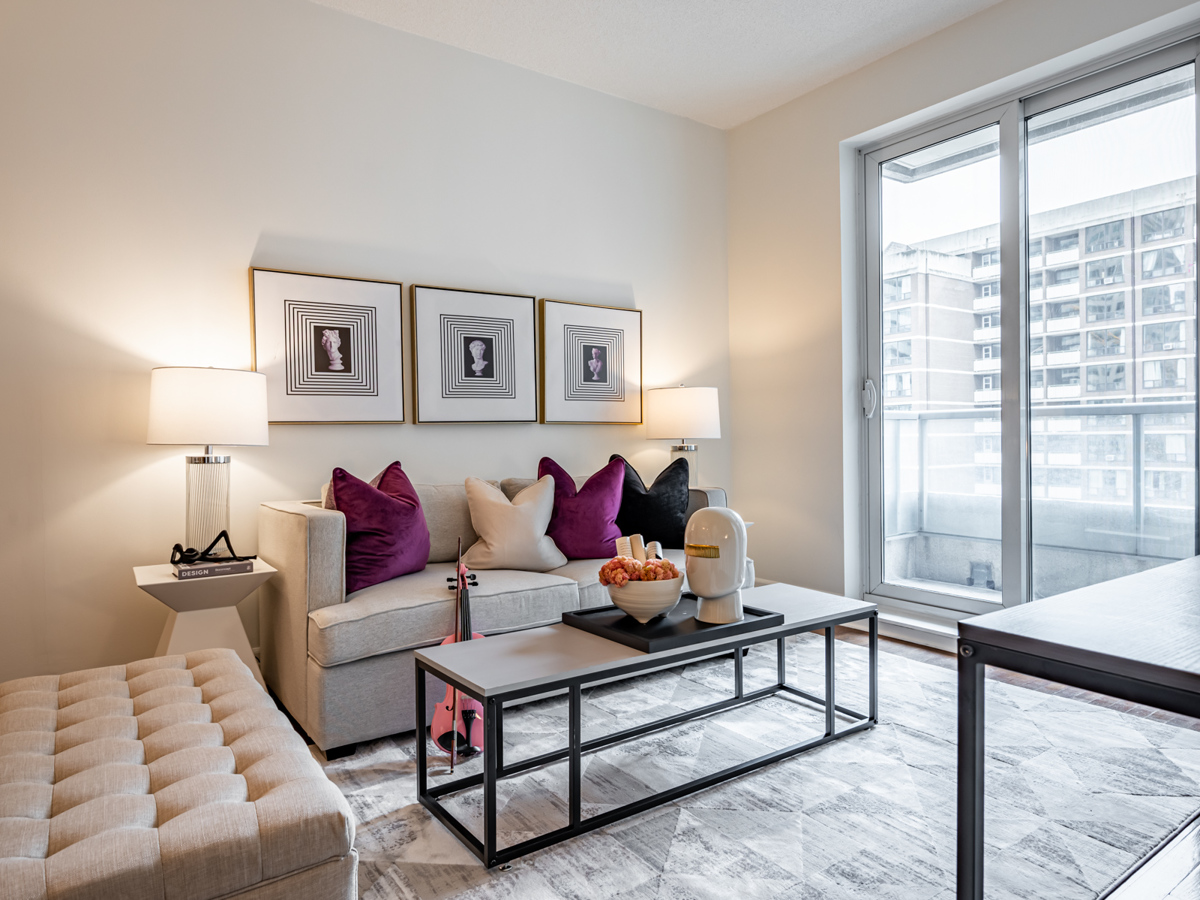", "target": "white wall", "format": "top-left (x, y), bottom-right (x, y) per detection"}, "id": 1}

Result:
top-left (0, 0), bottom-right (730, 681)
top-left (727, 0), bottom-right (1200, 596)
